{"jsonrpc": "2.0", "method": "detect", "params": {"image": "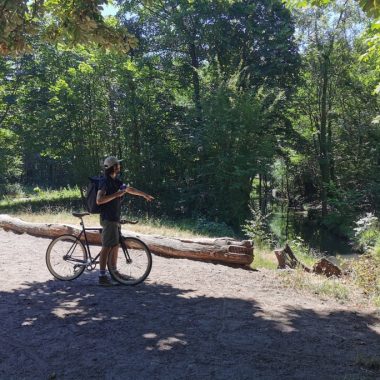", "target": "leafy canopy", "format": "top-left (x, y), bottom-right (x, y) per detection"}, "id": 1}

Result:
top-left (0, 0), bottom-right (138, 55)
